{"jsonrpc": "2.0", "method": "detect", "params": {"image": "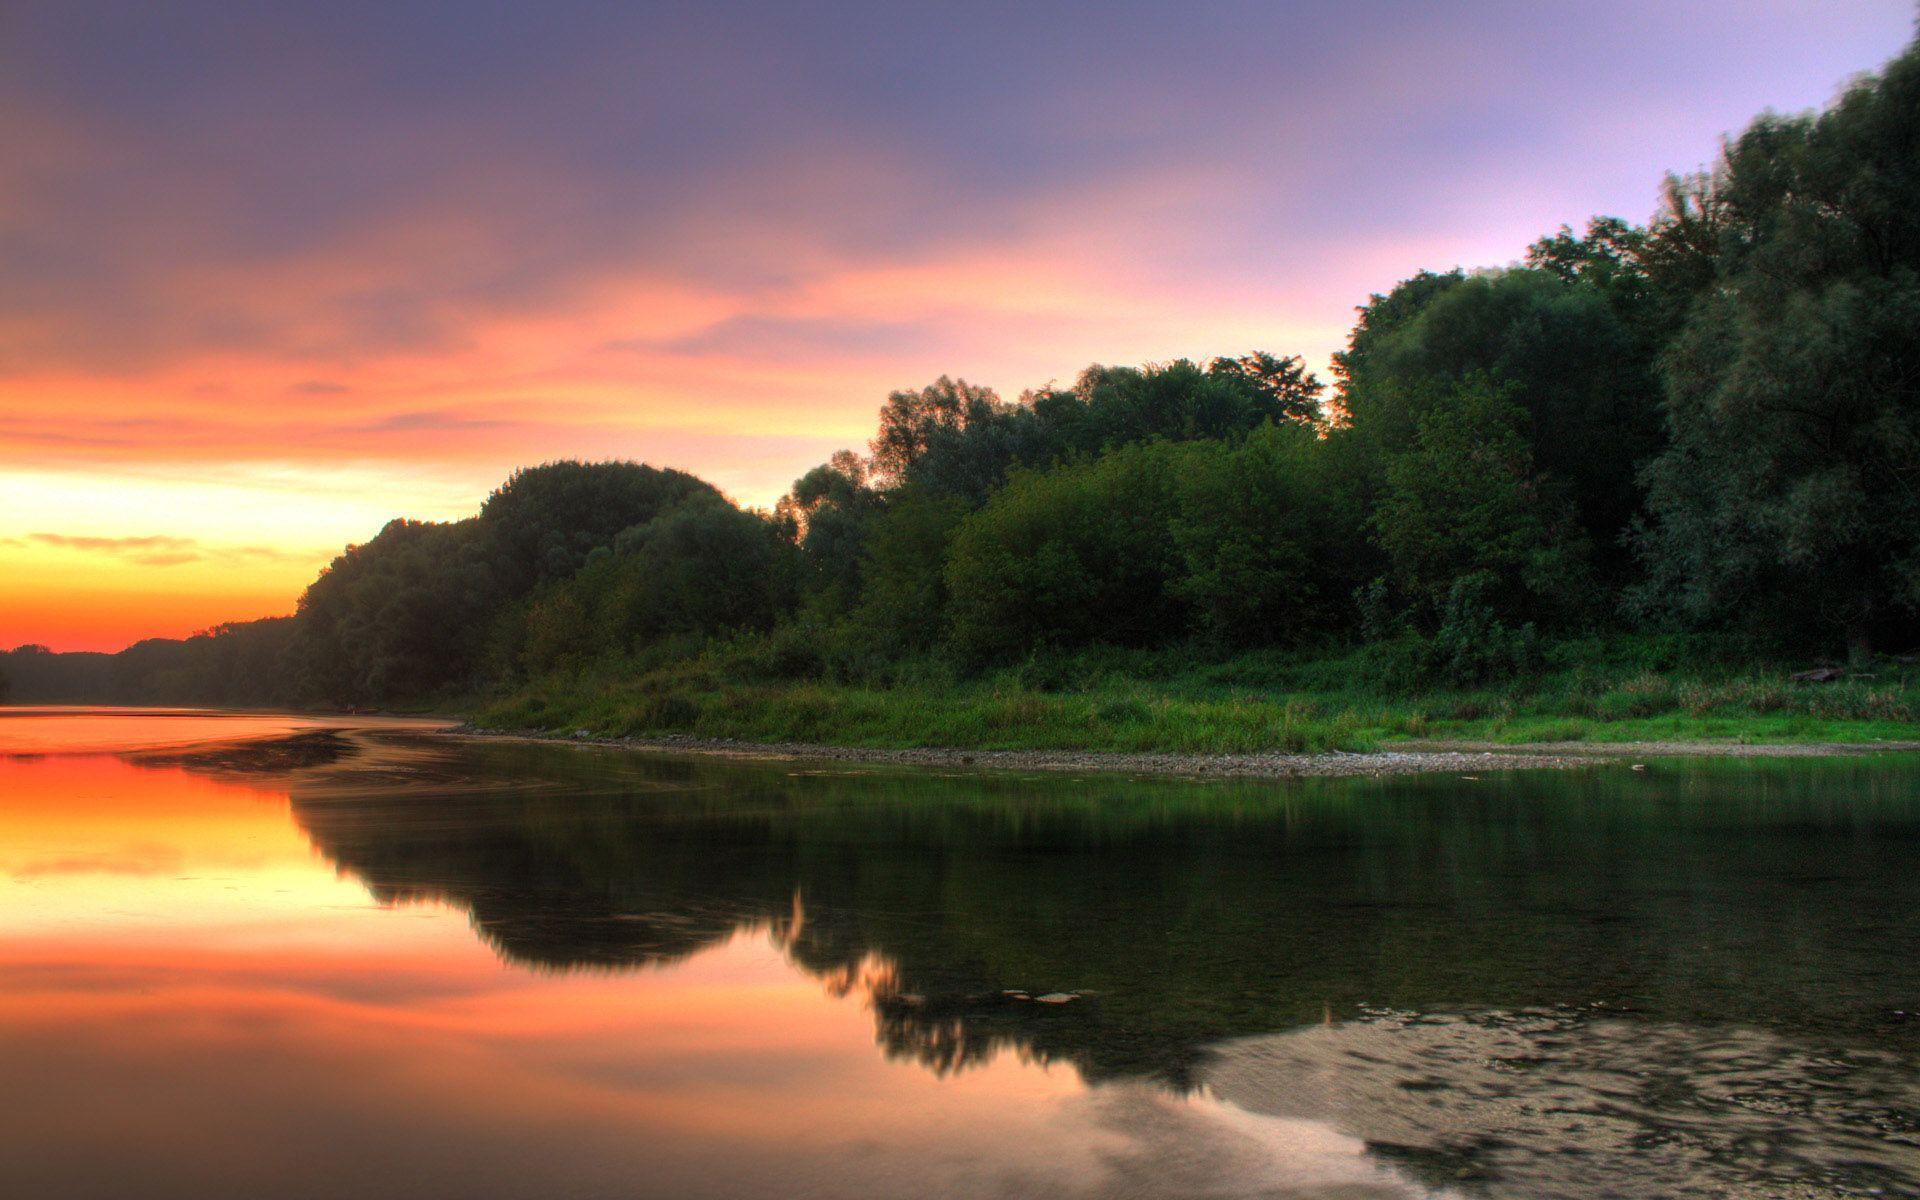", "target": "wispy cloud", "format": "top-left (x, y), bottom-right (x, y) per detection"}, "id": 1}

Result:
top-left (25, 532), bottom-right (309, 568)
top-left (353, 409), bottom-right (515, 434)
